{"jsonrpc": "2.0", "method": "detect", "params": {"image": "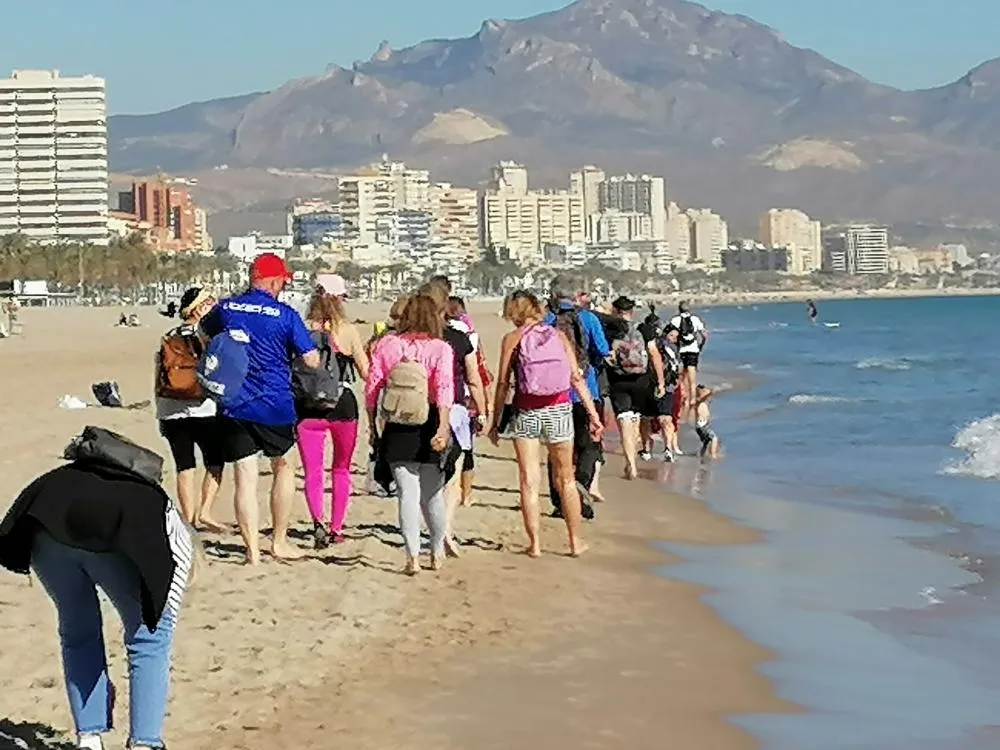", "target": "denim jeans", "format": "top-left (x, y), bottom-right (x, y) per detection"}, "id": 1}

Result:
top-left (31, 530), bottom-right (175, 748)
